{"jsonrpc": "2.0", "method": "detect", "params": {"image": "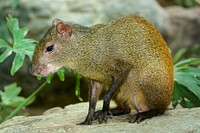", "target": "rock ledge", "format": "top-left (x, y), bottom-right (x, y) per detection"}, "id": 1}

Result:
top-left (0, 102), bottom-right (200, 133)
